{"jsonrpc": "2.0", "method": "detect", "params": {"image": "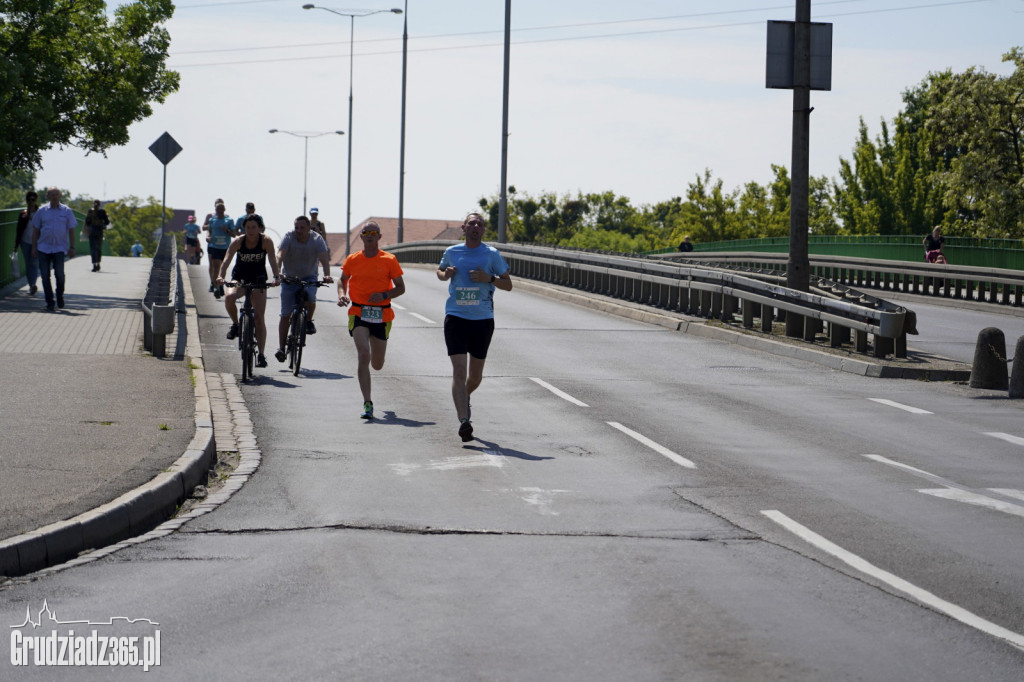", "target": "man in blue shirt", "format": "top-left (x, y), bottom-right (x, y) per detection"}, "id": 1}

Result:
top-left (436, 212), bottom-right (512, 442)
top-left (30, 187), bottom-right (78, 311)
